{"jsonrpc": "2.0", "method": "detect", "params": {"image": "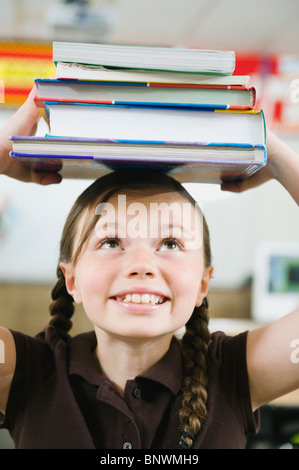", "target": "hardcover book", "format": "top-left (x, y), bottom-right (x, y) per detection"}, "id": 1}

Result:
top-left (35, 78), bottom-right (256, 110)
top-left (10, 136), bottom-right (267, 184)
top-left (52, 42), bottom-right (236, 75)
top-left (43, 101), bottom-right (266, 146)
